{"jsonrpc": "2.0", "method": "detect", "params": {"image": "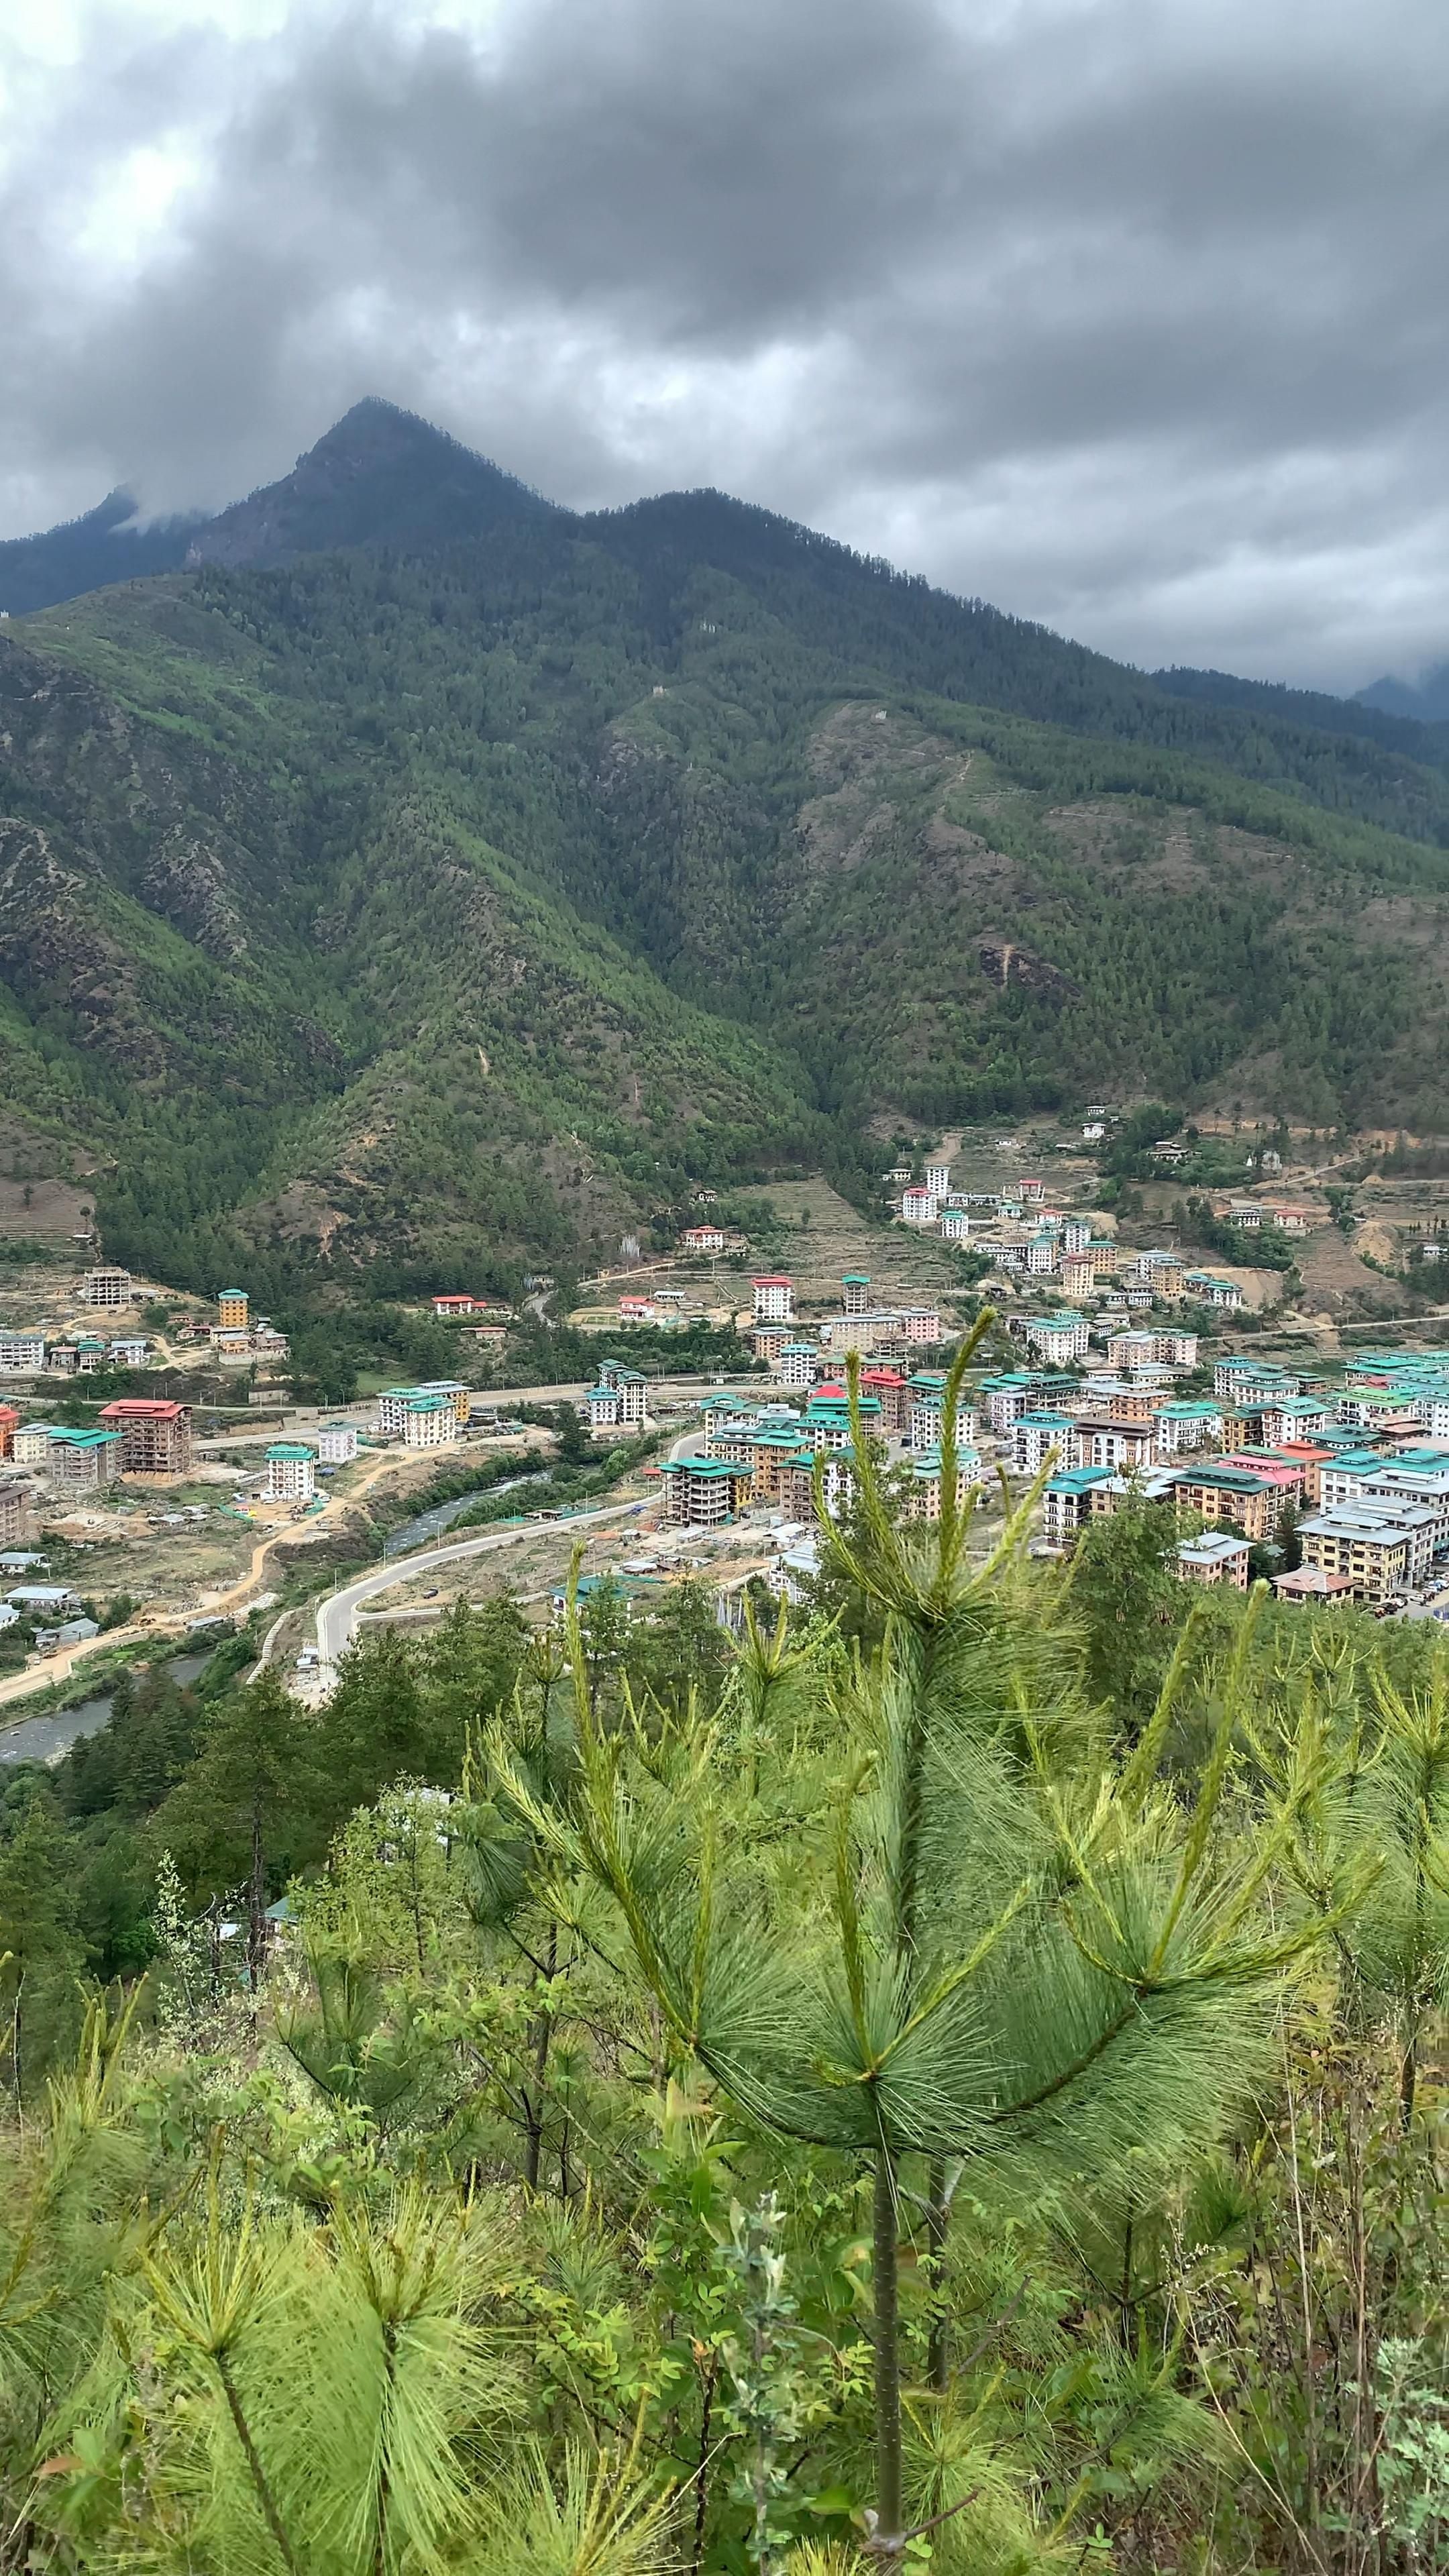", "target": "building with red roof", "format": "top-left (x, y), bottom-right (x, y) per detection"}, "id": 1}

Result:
top-left (97, 1398), bottom-right (192, 1474)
